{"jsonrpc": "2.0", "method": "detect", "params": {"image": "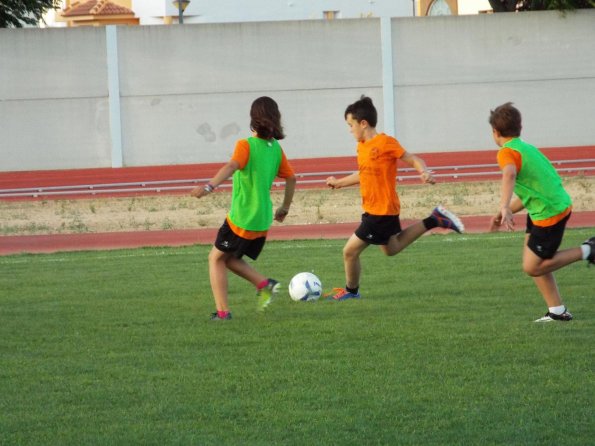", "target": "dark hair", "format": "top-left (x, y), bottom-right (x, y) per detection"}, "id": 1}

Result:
top-left (344, 95), bottom-right (378, 127)
top-left (250, 96), bottom-right (285, 140)
top-left (489, 102), bottom-right (522, 137)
